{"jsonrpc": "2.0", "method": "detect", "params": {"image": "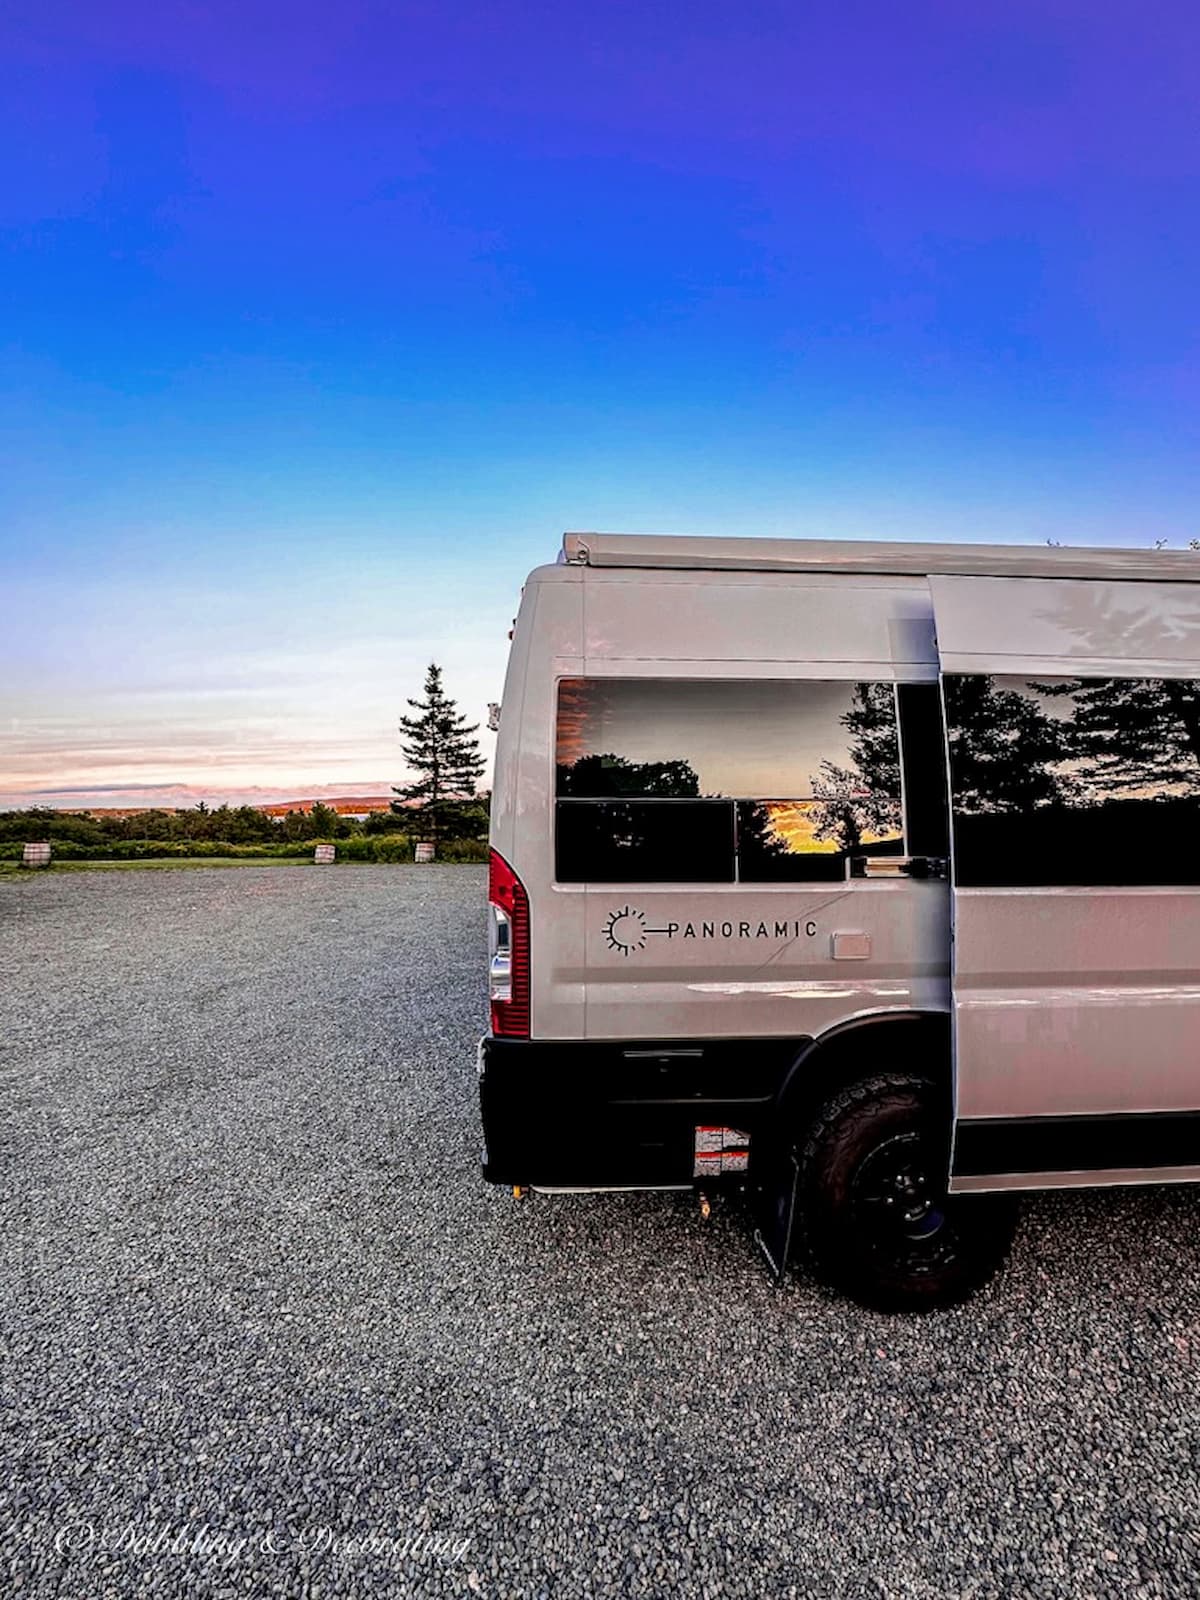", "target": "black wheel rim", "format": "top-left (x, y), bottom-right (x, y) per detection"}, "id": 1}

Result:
top-left (850, 1129), bottom-right (956, 1277)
